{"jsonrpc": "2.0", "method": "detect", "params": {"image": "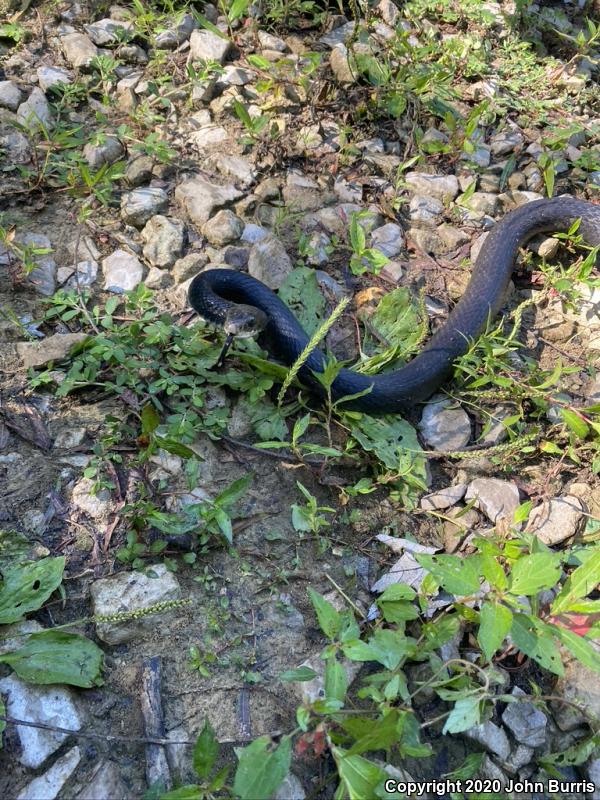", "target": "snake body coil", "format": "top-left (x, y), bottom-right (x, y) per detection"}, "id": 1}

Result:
top-left (188, 197), bottom-right (600, 413)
